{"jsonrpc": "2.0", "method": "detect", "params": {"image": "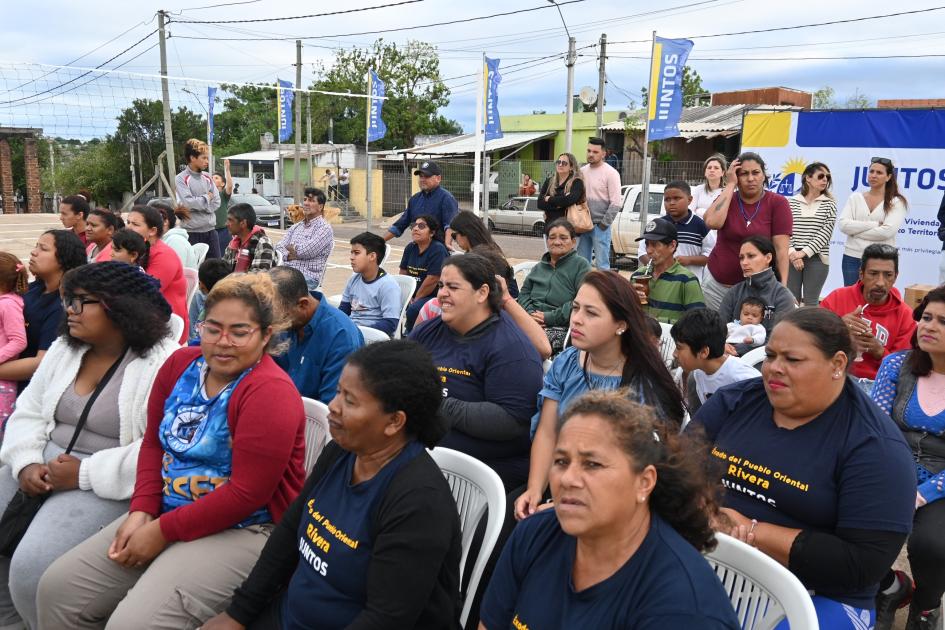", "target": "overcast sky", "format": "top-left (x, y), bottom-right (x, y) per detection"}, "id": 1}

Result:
top-left (2, 0), bottom-right (943, 141)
